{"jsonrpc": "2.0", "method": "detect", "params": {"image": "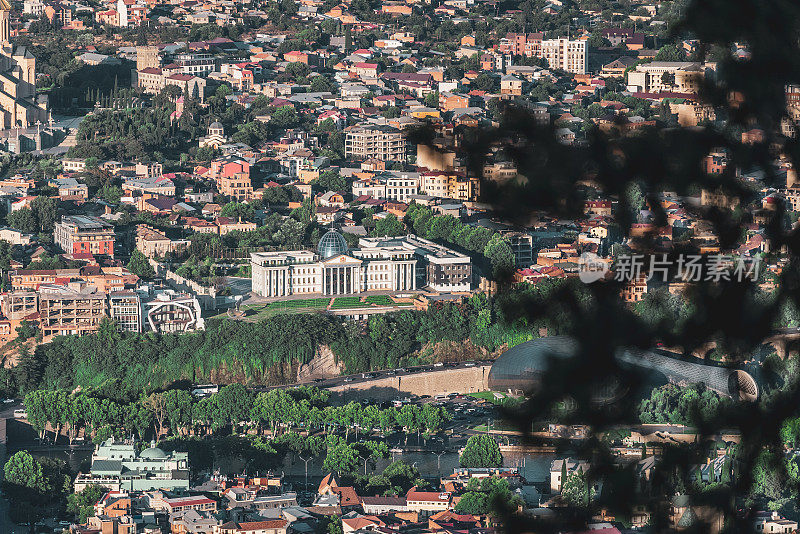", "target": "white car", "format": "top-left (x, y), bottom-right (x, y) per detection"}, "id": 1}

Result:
top-left (13, 408), bottom-right (27, 418)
